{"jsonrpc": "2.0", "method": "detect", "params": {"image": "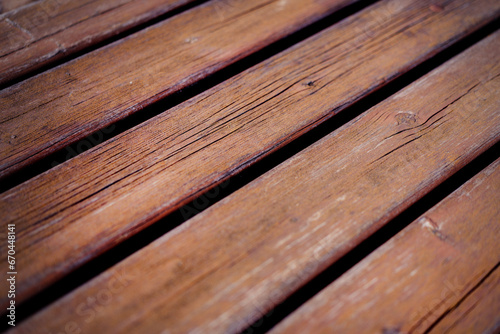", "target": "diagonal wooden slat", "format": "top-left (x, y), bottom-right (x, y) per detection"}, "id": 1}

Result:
top-left (0, 0), bottom-right (199, 85)
top-left (11, 28), bottom-right (500, 334)
top-left (0, 0), bottom-right (361, 178)
top-left (1, 0), bottom-right (498, 309)
top-left (271, 158), bottom-right (500, 334)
